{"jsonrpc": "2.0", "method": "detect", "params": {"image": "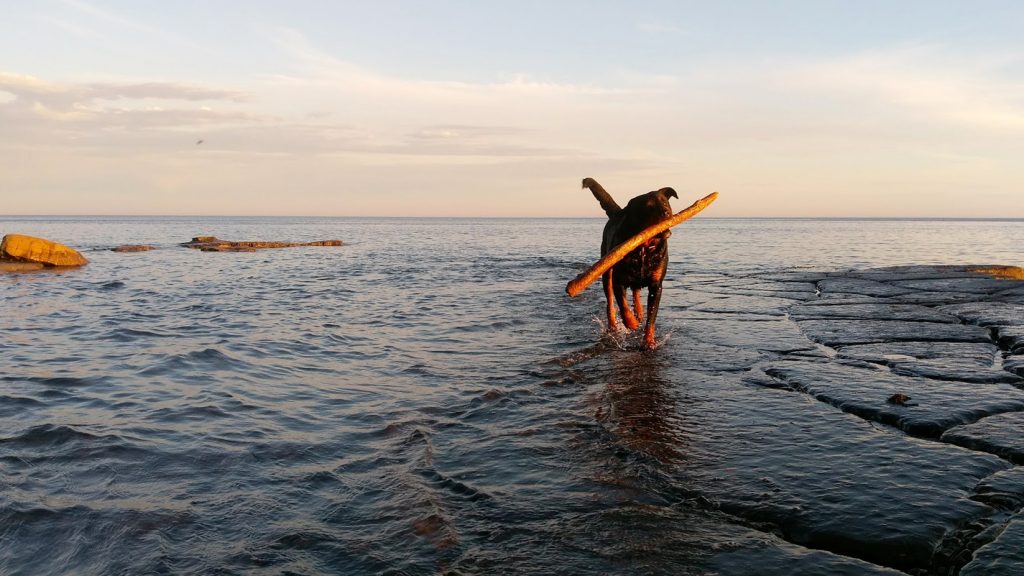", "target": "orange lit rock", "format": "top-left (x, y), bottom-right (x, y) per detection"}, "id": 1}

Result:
top-left (970, 266), bottom-right (1024, 280)
top-left (0, 234), bottom-right (88, 267)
